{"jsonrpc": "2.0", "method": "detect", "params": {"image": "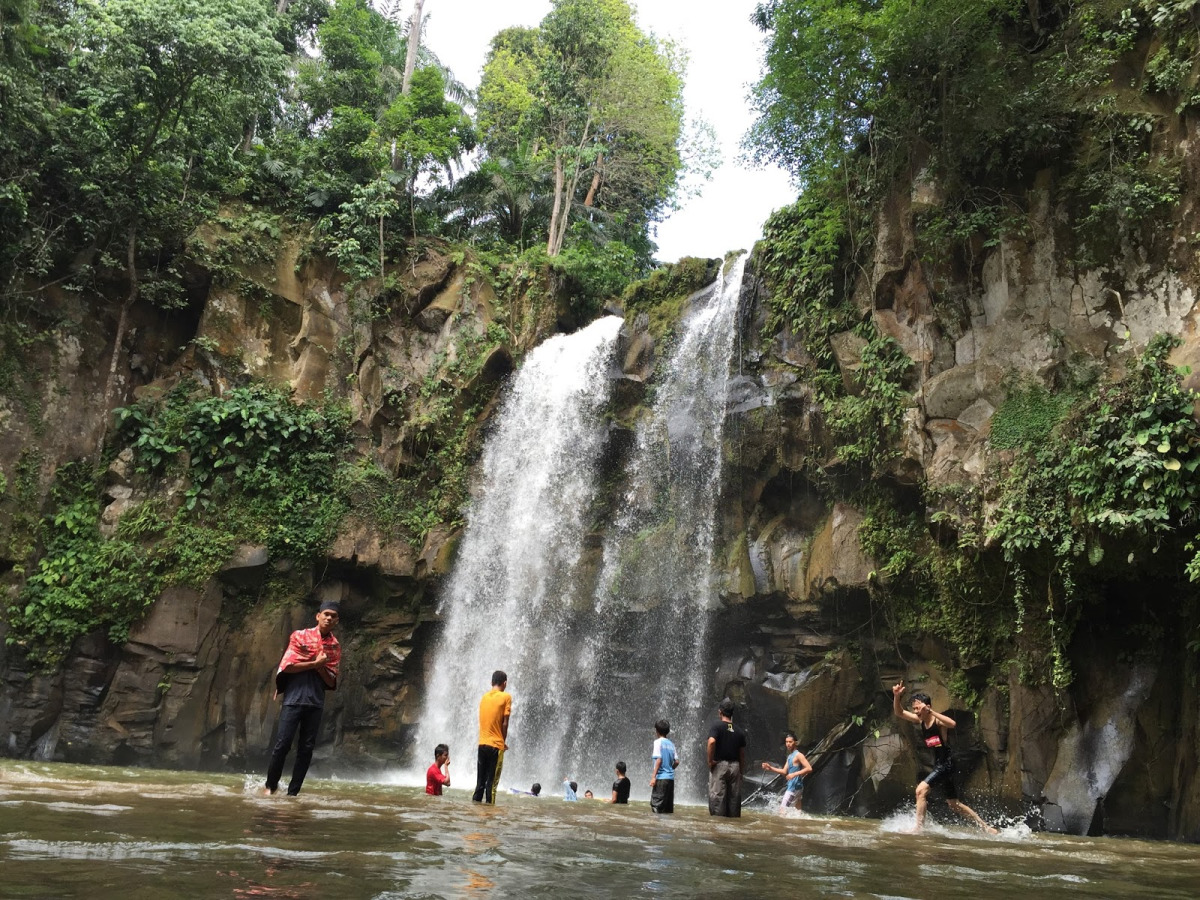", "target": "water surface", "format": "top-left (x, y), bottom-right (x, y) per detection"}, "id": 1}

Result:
top-left (1, 762), bottom-right (1196, 898)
